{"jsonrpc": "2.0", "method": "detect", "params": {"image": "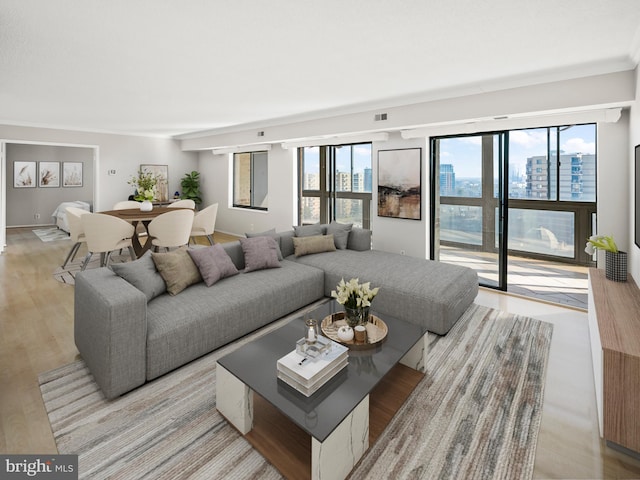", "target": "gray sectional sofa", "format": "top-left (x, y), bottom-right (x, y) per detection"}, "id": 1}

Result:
top-left (74, 226), bottom-right (478, 399)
